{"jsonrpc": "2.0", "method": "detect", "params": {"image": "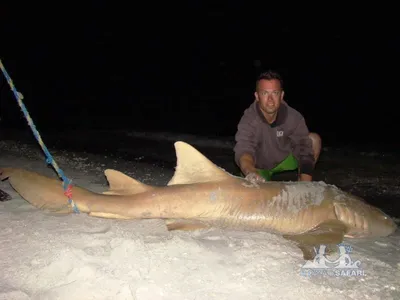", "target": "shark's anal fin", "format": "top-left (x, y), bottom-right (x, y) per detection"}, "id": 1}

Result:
top-left (283, 219), bottom-right (348, 260)
top-left (89, 212), bottom-right (132, 219)
top-left (165, 219), bottom-right (211, 231)
top-left (103, 169), bottom-right (154, 195)
top-left (167, 141), bottom-right (234, 186)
